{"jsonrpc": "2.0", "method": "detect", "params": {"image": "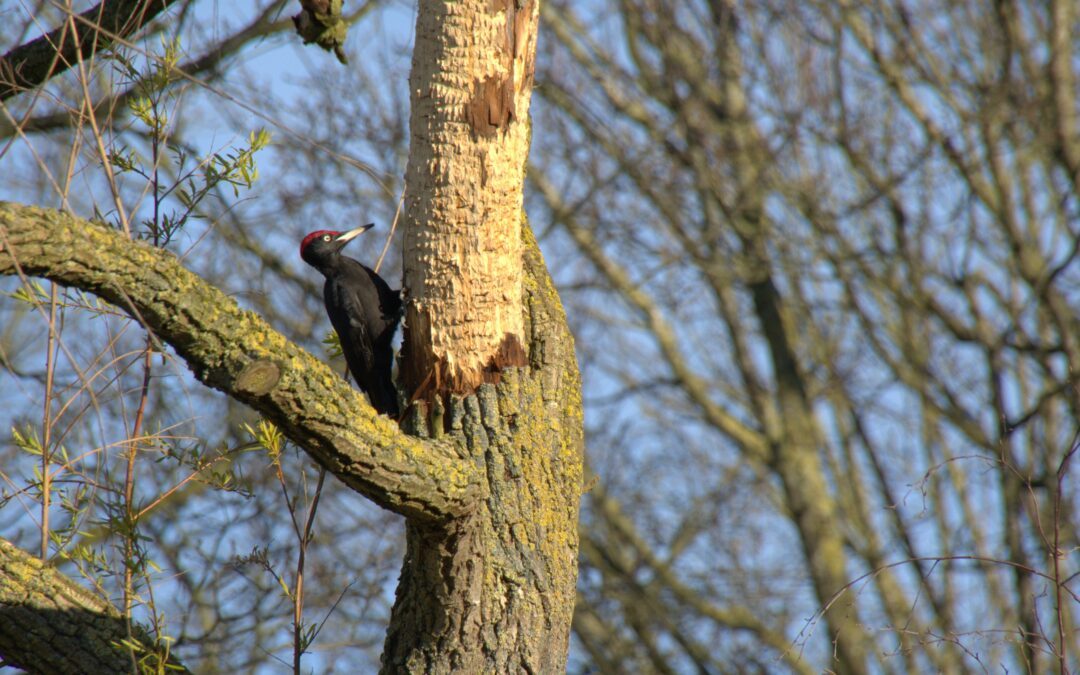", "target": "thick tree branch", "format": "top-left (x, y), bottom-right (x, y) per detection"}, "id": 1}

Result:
top-left (0, 538), bottom-right (191, 674)
top-left (0, 0), bottom-right (183, 102)
top-left (0, 202), bottom-right (485, 522)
